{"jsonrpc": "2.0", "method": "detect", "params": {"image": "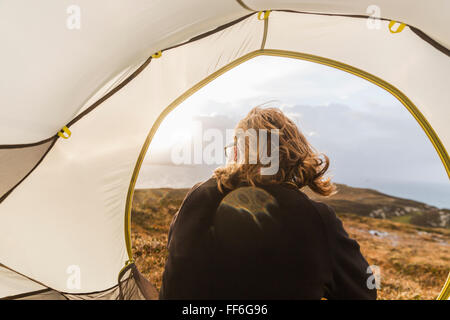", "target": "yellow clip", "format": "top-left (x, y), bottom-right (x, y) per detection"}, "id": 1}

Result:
top-left (388, 21), bottom-right (406, 33)
top-left (57, 126), bottom-right (71, 139)
top-left (257, 10), bottom-right (271, 20)
top-left (151, 51), bottom-right (162, 58)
